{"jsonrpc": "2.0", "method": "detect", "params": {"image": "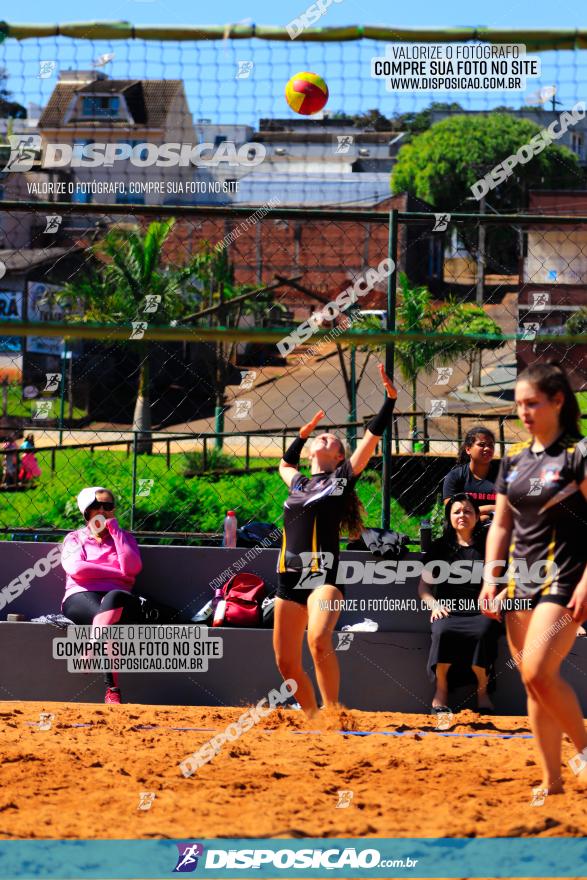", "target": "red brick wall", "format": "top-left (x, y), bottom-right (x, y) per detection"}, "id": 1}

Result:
top-left (163, 197), bottom-right (409, 318)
